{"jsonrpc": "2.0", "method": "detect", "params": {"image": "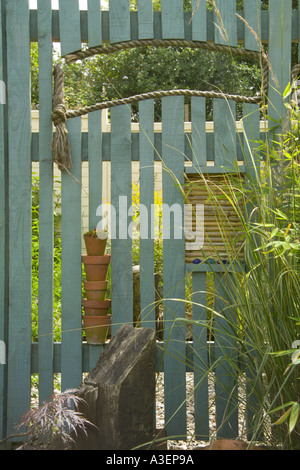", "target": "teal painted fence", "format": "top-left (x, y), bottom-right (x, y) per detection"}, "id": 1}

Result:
top-left (0, 0), bottom-right (297, 444)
